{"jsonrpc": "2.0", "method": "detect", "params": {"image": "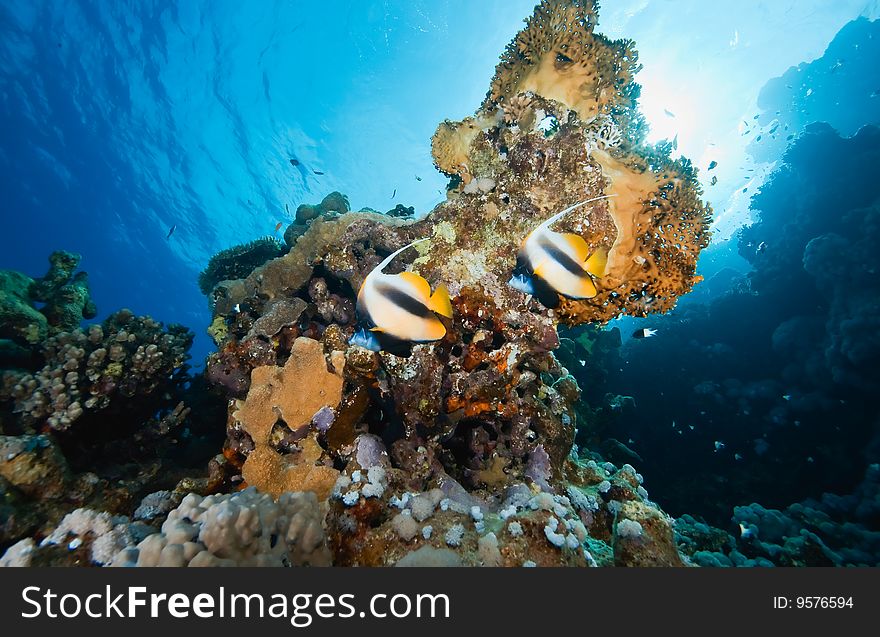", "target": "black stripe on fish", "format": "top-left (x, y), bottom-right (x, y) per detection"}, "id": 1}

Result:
top-left (537, 235), bottom-right (585, 277)
top-left (512, 254), bottom-right (532, 278)
top-left (530, 273), bottom-right (561, 308)
top-left (374, 331), bottom-right (415, 357)
top-left (375, 282), bottom-right (434, 319)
